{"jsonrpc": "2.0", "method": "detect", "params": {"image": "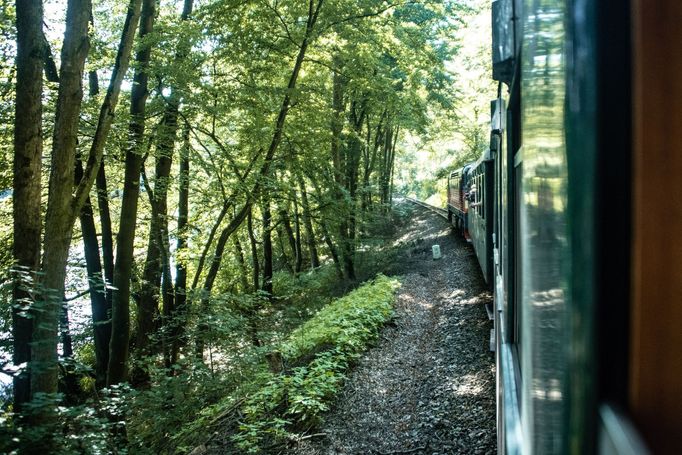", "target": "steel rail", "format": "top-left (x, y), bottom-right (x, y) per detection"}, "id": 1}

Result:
top-left (403, 196), bottom-right (449, 221)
